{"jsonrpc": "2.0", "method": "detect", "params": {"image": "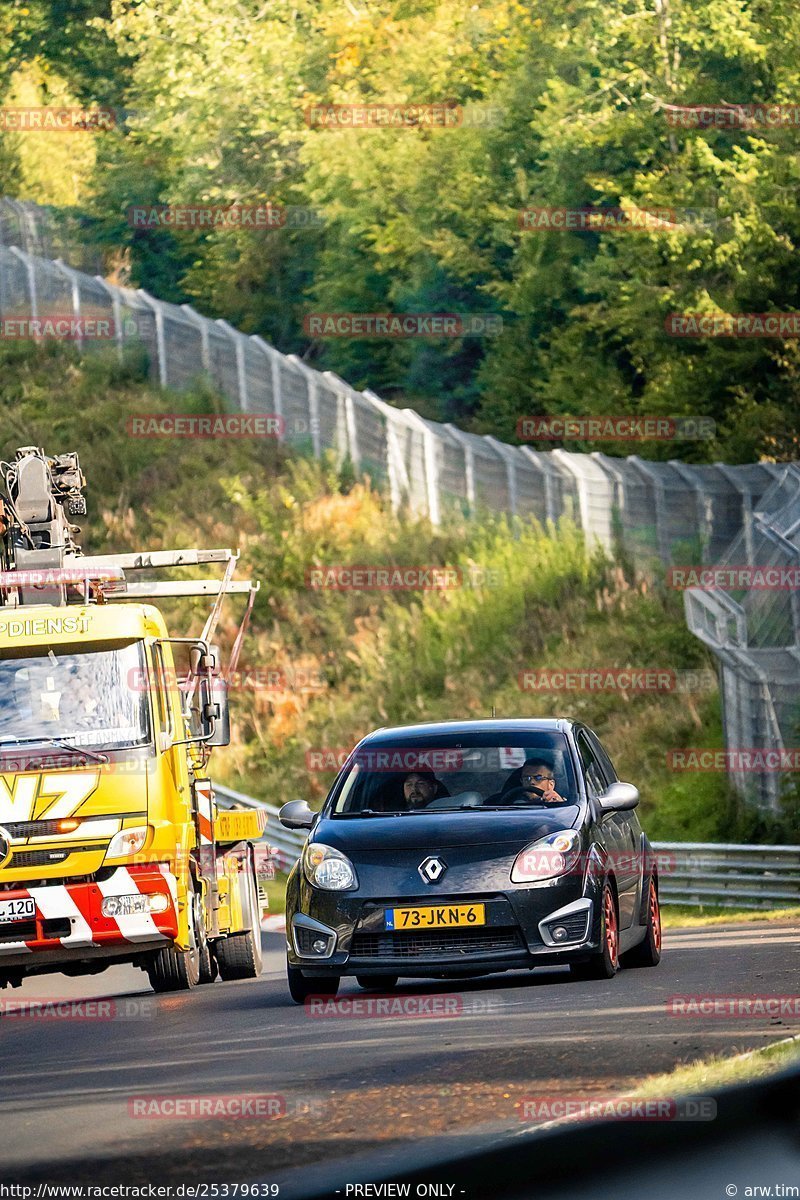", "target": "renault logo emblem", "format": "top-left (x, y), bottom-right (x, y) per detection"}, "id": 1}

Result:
top-left (0, 825), bottom-right (10, 868)
top-left (418, 855), bottom-right (446, 884)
